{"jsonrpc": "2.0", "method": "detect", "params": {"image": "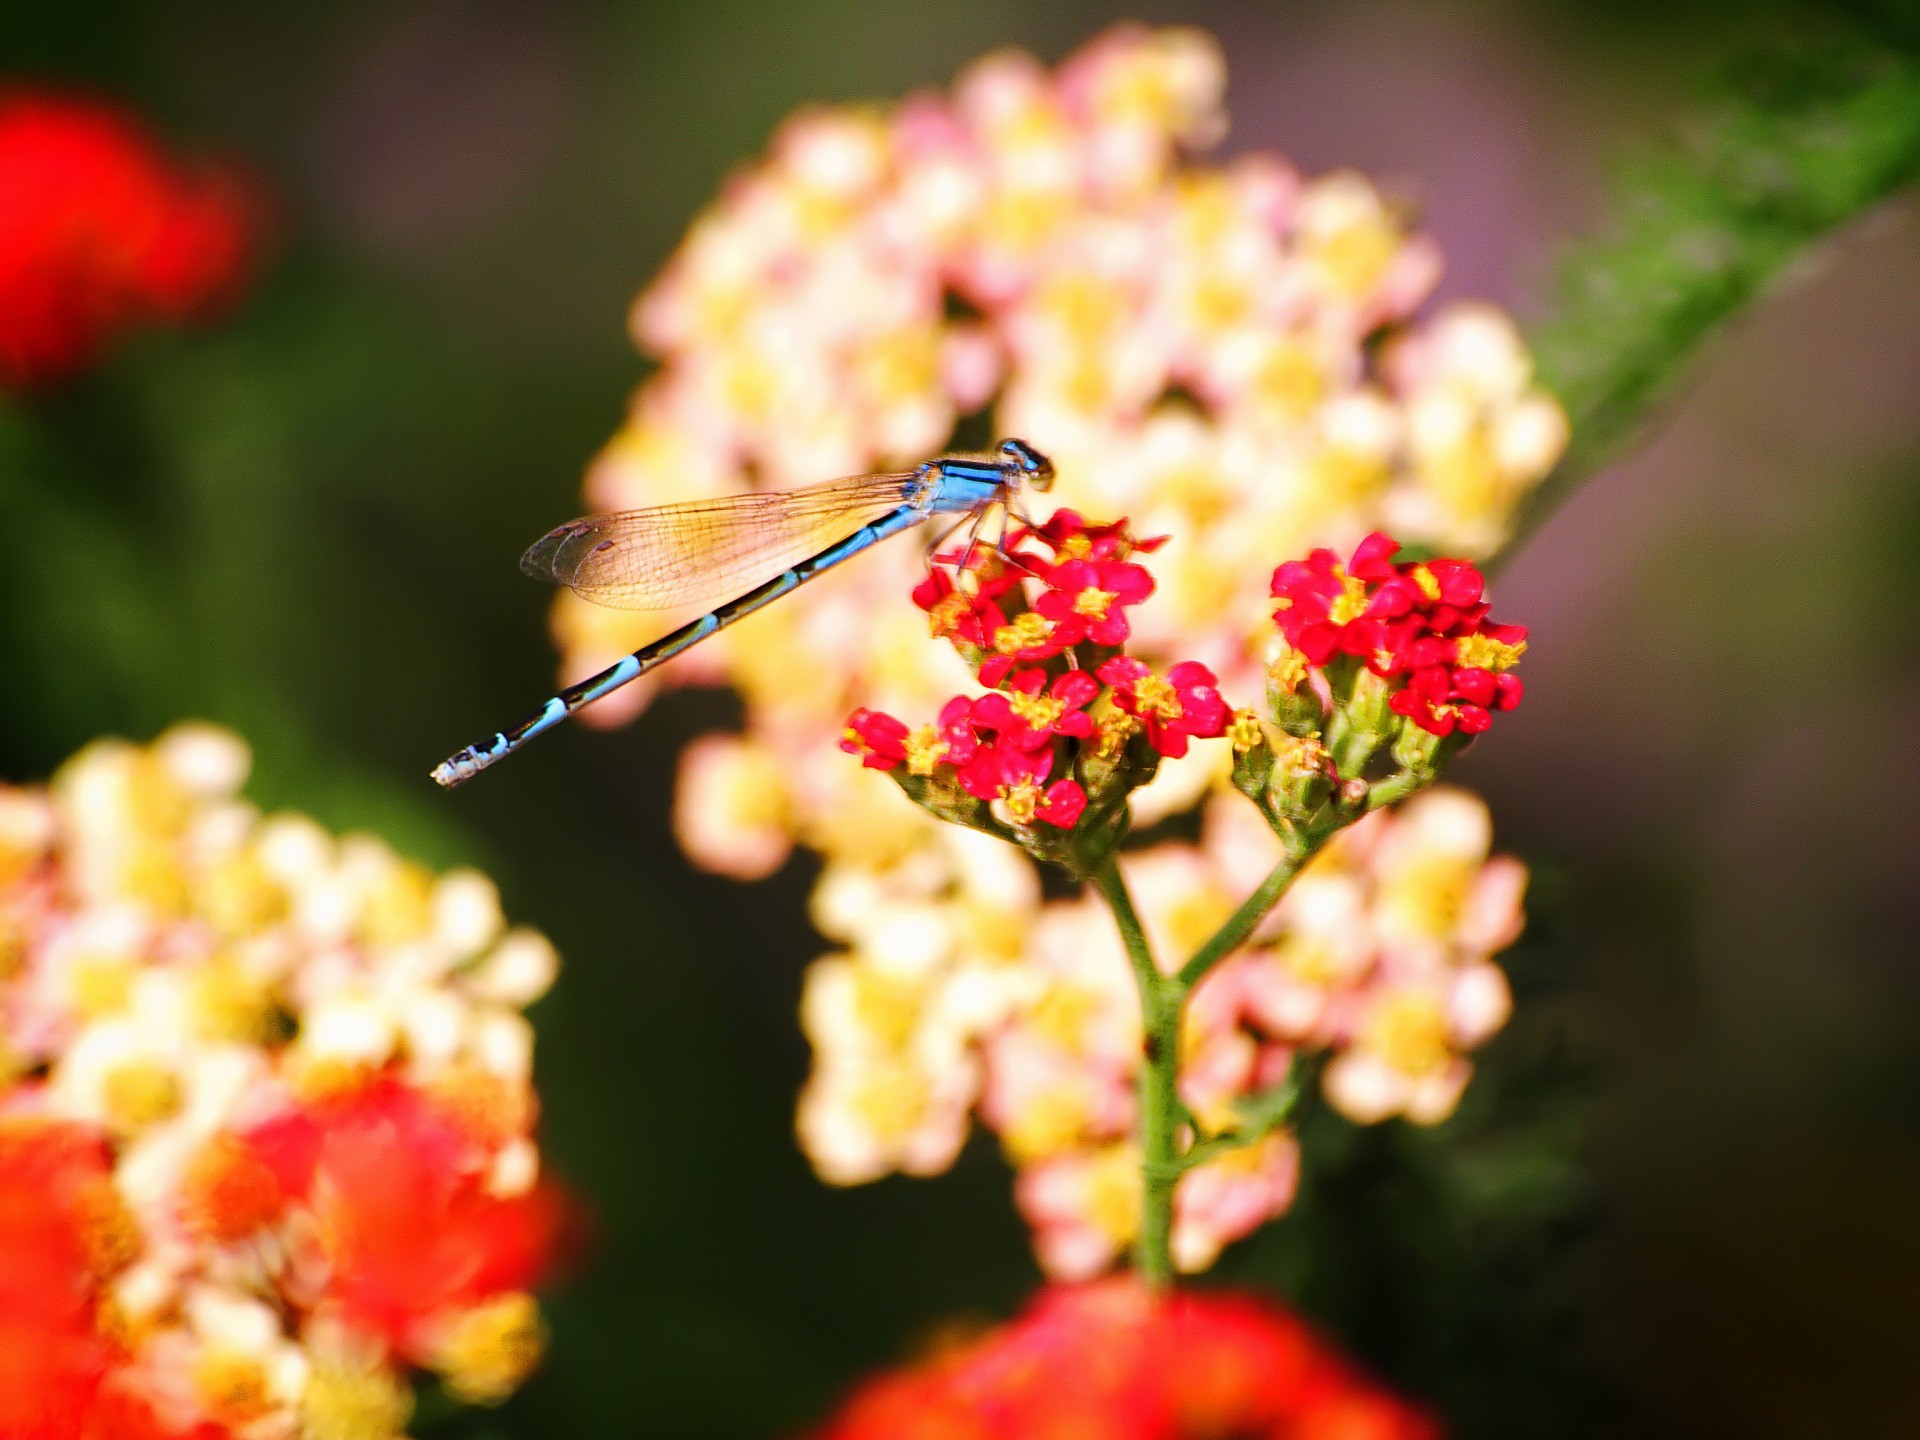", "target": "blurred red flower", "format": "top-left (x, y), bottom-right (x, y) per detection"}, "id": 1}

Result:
top-left (0, 89), bottom-right (257, 387)
top-left (803, 1279), bottom-right (1441, 1440)
top-left (239, 1075), bottom-right (572, 1363)
top-left (0, 1120), bottom-right (192, 1440)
